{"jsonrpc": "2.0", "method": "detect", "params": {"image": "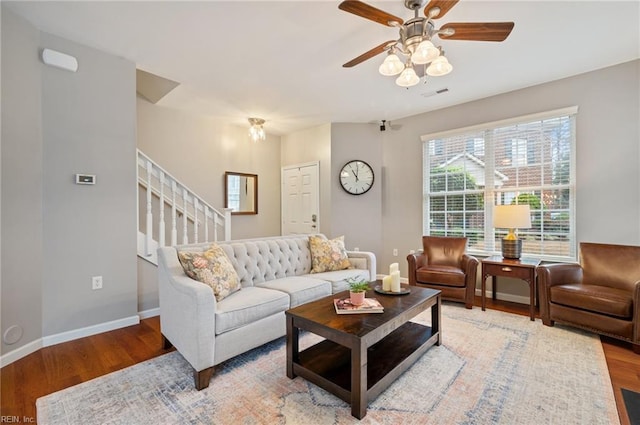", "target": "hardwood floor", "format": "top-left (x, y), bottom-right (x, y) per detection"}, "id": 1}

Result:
top-left (1, 298), bottom-right (638, 424)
